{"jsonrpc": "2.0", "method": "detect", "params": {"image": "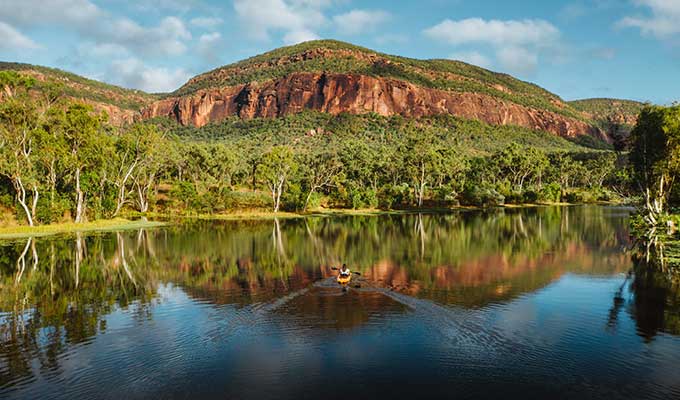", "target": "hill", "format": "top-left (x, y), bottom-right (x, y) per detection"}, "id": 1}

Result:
top-left (569, 98), bottom-right (645, 129)
top-left (0, 41), bottom-right (644, 145)
top-left (142, 40), bottom-right (629, 143)
top-left (0, 62), bottom-right (158, 125)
